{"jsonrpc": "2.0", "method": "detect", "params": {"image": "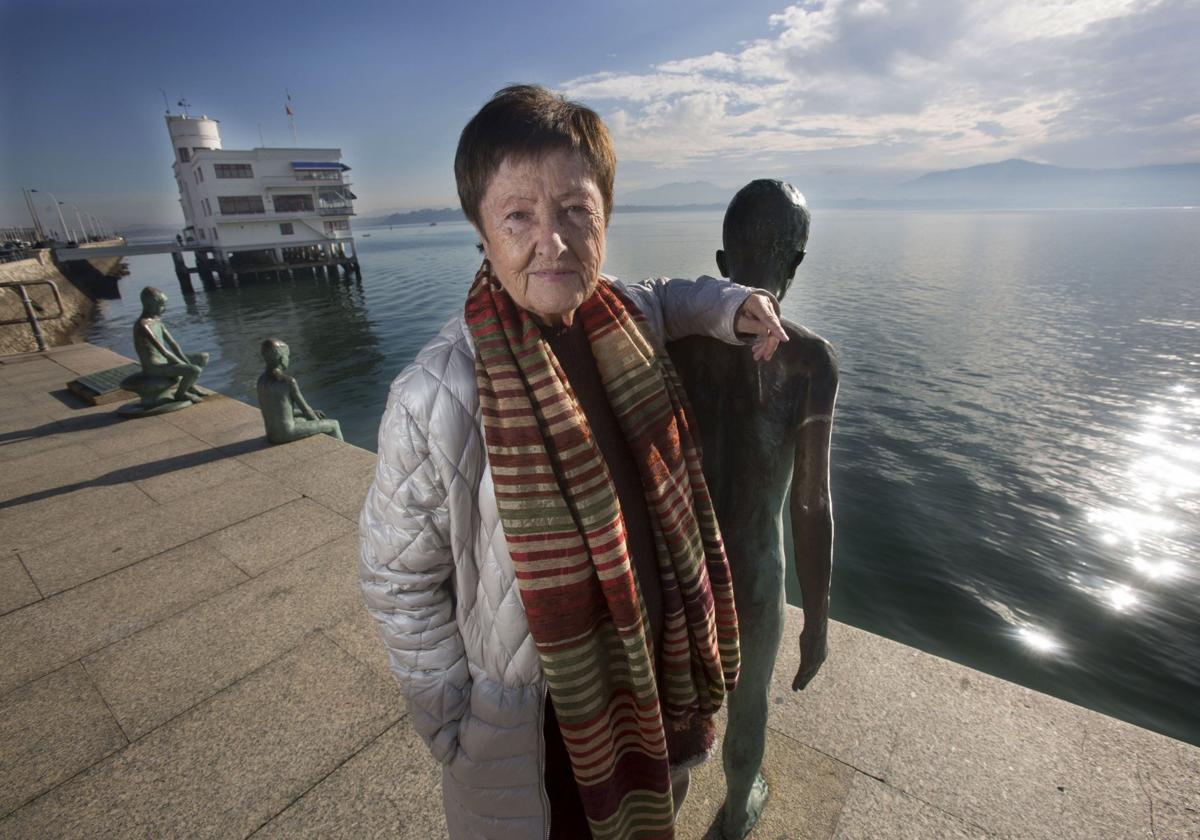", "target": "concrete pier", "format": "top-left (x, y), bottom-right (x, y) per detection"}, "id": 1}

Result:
top-left (1, 343), bottom-right (1197, 839)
